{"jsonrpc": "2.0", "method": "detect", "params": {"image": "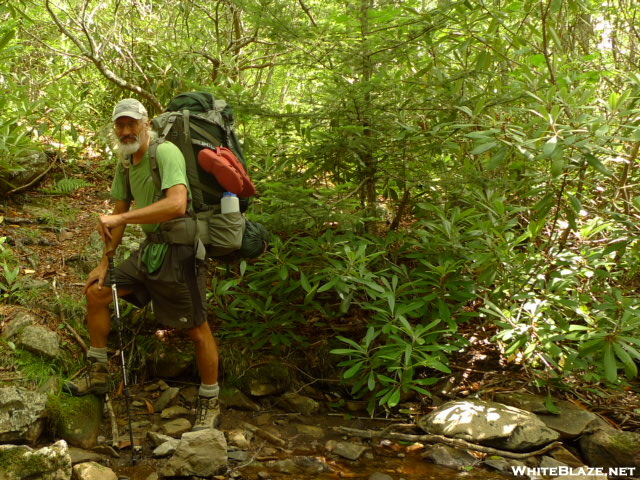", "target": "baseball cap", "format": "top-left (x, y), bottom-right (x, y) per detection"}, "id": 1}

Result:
top-left (112, 98), bottom-right (148, 121)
